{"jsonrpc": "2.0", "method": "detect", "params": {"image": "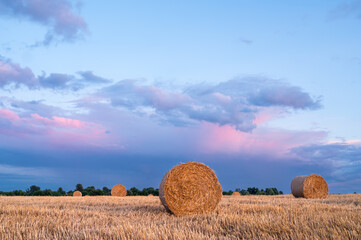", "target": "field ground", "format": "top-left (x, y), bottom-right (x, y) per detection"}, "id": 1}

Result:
top-left (0, 194), bottom-right (360, 239)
